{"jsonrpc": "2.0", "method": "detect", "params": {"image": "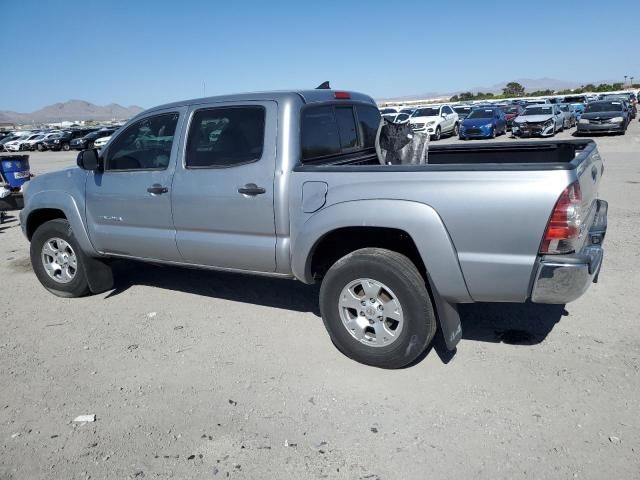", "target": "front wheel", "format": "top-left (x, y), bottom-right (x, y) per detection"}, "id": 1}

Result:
top-left (62, 142), bottom-right (70, 151)
top-left (490, 127), bottom-right (496, 139)
top-left (319, 248), bottom-right (437, 369)
top-left (30, 219), bottom-right (91, 298)
top-left (430, 126), bottom-right (441, 141)
top-left (452, 122), bottom-right (459, 136)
